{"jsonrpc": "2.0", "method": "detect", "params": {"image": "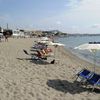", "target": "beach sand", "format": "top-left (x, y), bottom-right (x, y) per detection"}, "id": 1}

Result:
top-left (0, 38), bottom-right (100, 100)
